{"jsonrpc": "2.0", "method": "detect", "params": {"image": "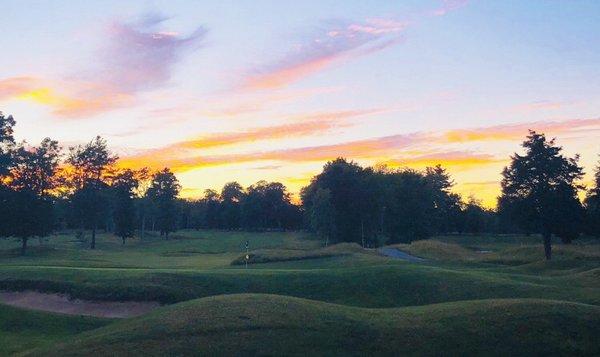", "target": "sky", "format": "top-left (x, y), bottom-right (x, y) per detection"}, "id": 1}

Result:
top-left (1, 0), bottom-right (600, 207)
